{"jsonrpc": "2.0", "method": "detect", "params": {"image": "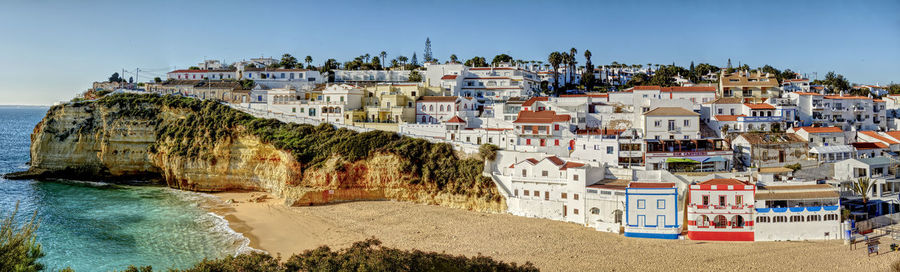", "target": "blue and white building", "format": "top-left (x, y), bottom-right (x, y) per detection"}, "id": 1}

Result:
top-left (624, 182), bottom-right (681, 239)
